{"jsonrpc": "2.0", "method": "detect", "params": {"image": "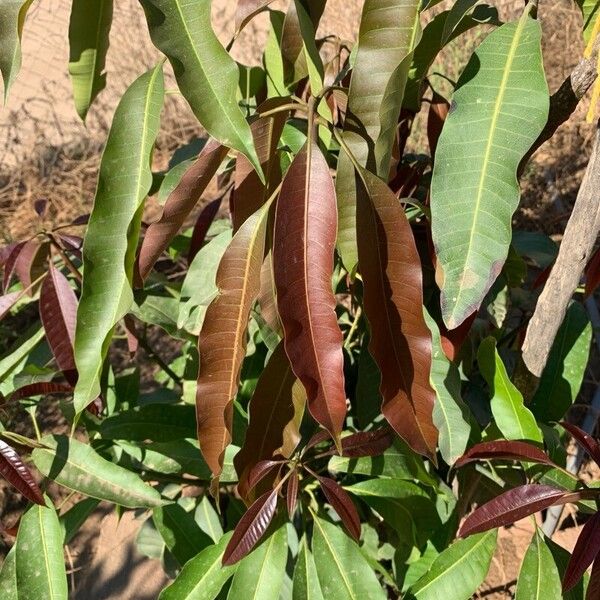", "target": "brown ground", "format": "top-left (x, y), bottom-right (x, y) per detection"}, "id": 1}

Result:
top-left (1, 1), bottom-right (599, 599)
